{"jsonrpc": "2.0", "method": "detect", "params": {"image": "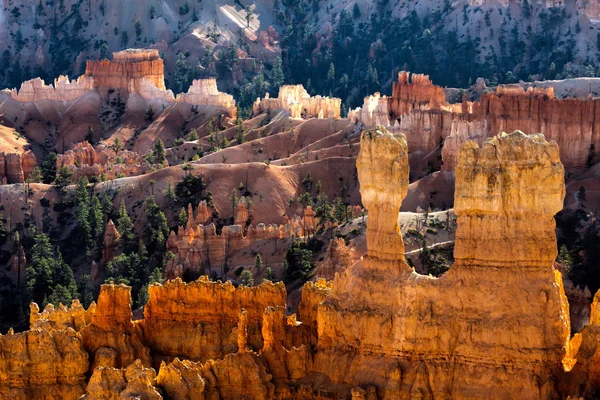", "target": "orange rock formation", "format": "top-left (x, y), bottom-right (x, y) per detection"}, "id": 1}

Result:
top-left (56, 142), bottom-right (153, 181)
top-left (85, 49), bottom-right (166, 92)
top-left (4, 127), bottom-right (600, 399)
top-left (351, 71), bottom-right (600, 172)
top-left (315, 129), bottom-right (571, 398)
top-left (138, 277), bottom-right (286, 362)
